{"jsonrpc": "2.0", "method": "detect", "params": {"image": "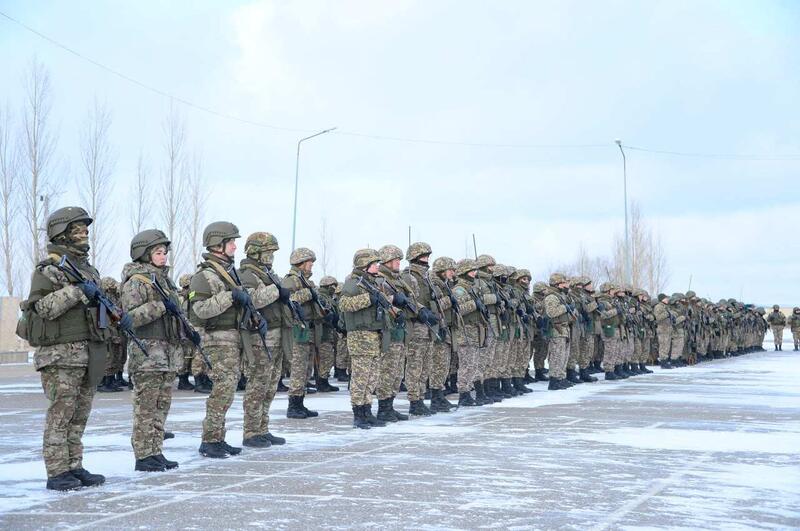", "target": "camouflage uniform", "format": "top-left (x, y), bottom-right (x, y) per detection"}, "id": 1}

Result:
top-left (340, 249), bottom-right (390, 428)
top-left (451, 259), bottom-right (486, 405)
top-left (788, 309), bottom-right (800, 351)
top-left (653, 294), bottom-right (674, 365)
top-left (531, 282), bottom-right (550, 380)
top-left (543, 273), bottom-right (575, 388)
top-left (190, 222), bottom-right (244, 456)
top-left (427, 256), bottom-right (458, 411)
top-left (507, 268), bottom-right (534, 393)
top-left (401, 243), bottom-right (435, 407)
top-left (669, 293), bottom-right (687, 362)
top-left (375, 246), bottom-right (412, 402)
top-left (596, 283), bottom-right (623, 377)
top-left (24, 207), bottom-right (112, 489)
top-left (316, 276), bottom-right (341, 391)
top-left (332, 283), bottom-right (350, 378)
top-left (767, 306), bottom-right (786, 350)
top-left (120, 240), bottom-right (183, 466)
